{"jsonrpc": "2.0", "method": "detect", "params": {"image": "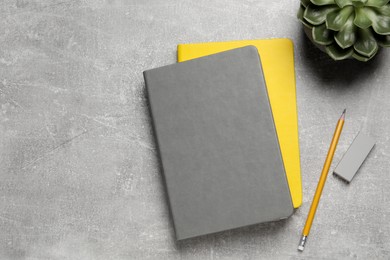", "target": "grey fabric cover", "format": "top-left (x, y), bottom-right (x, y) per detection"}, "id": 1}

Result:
top-left (144, 46), bottom-right (293, 240)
